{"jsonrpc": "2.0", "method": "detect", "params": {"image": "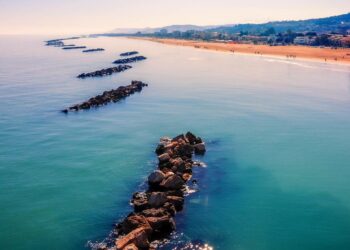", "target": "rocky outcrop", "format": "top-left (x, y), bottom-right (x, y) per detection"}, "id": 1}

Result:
top-left (114, 132), bottom-right (206, 249)
top-left (120, 51), bottom-right (139, 57)
top-left (62, 46), bottom-right (87, 50)
top-left (61, 81), bottom-right (148, 113)
top-left (77, 65), bottom-right (132, 78)
top-left (113, 56), bottom-right (147, 64)
top-left (83, 48), bottom-right (105, 52)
